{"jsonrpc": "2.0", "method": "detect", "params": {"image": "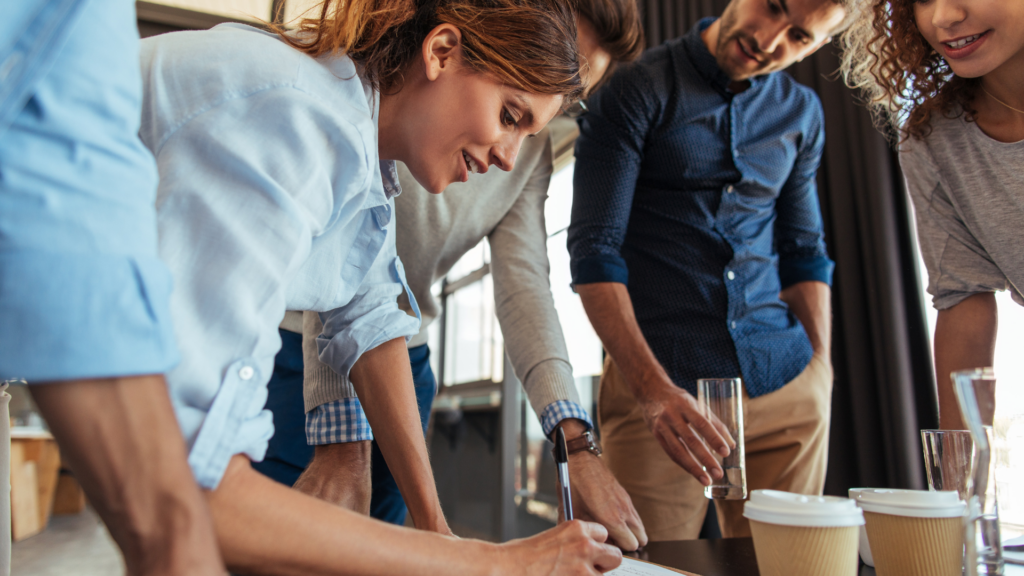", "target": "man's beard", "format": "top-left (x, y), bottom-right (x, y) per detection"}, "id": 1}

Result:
top-left (713, 5), bottom-right (768, 80)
